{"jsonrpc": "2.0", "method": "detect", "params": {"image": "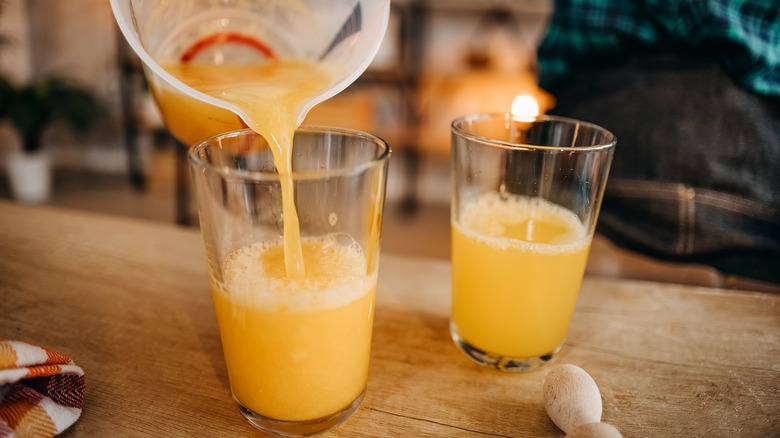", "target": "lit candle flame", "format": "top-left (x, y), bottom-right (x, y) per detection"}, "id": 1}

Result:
top-left (511, 94), bottom-right (540, 119)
